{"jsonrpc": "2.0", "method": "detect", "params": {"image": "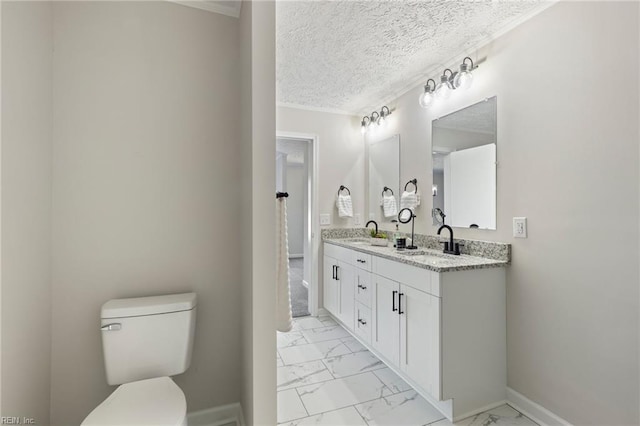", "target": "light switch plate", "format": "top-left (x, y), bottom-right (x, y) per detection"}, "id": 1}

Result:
top-left (354, 213), bottom-right (362, 226)
top-left (320, 214), bottom-right (331, 226)
top-left (513, 217), bottom-right (527, 238)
